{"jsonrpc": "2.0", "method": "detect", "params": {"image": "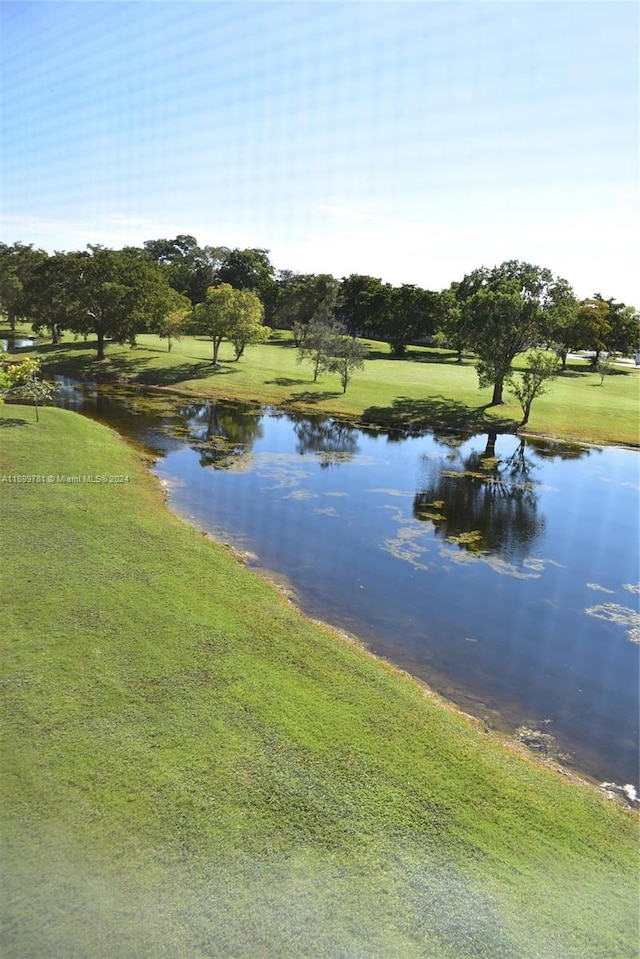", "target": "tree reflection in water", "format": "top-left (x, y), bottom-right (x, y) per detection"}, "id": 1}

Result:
top-left (414, 432), bottom-right (546, 558)
top-left (291, 414), bottom-right (360, 467)
top-left (181, 400), bottom-right (264, 470)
